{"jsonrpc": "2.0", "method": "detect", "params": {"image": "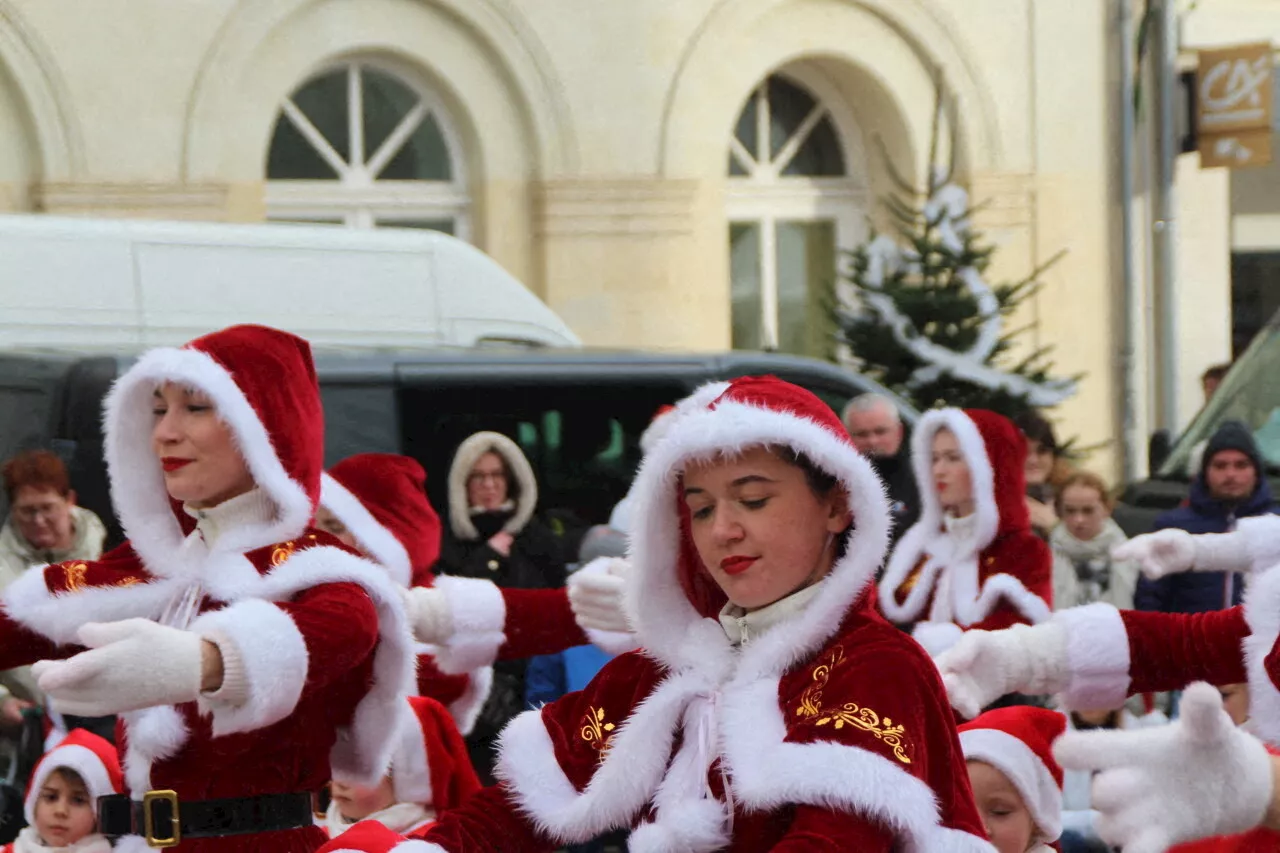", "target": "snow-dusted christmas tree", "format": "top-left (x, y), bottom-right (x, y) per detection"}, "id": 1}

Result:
top-left (838, 94), bottom-right (1076, 419)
